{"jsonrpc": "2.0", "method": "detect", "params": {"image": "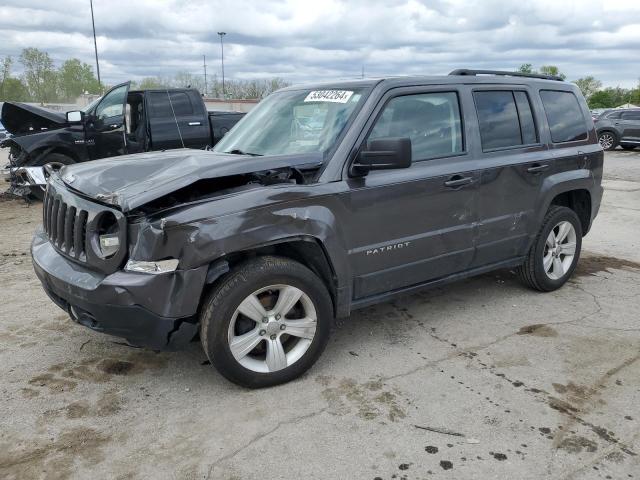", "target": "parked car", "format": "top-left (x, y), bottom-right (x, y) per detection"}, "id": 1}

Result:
top-left (595, 108), bottom-right (640, 150)
top-left (0, 82), bottom-right (244, 197)
top-left (32, 69), bottom-right (603, 388)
